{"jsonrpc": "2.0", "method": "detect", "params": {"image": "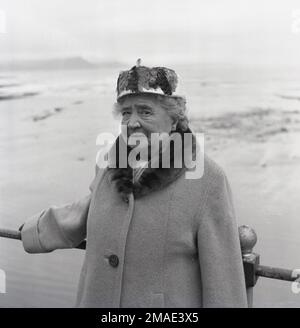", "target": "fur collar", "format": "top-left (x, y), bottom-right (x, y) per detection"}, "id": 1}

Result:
top-left (106, 127), bottom-right (197, 199)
